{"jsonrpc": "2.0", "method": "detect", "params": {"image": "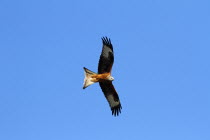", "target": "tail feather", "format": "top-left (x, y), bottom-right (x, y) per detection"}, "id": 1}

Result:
top-left (83, 67), bottom-right (97, 89)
